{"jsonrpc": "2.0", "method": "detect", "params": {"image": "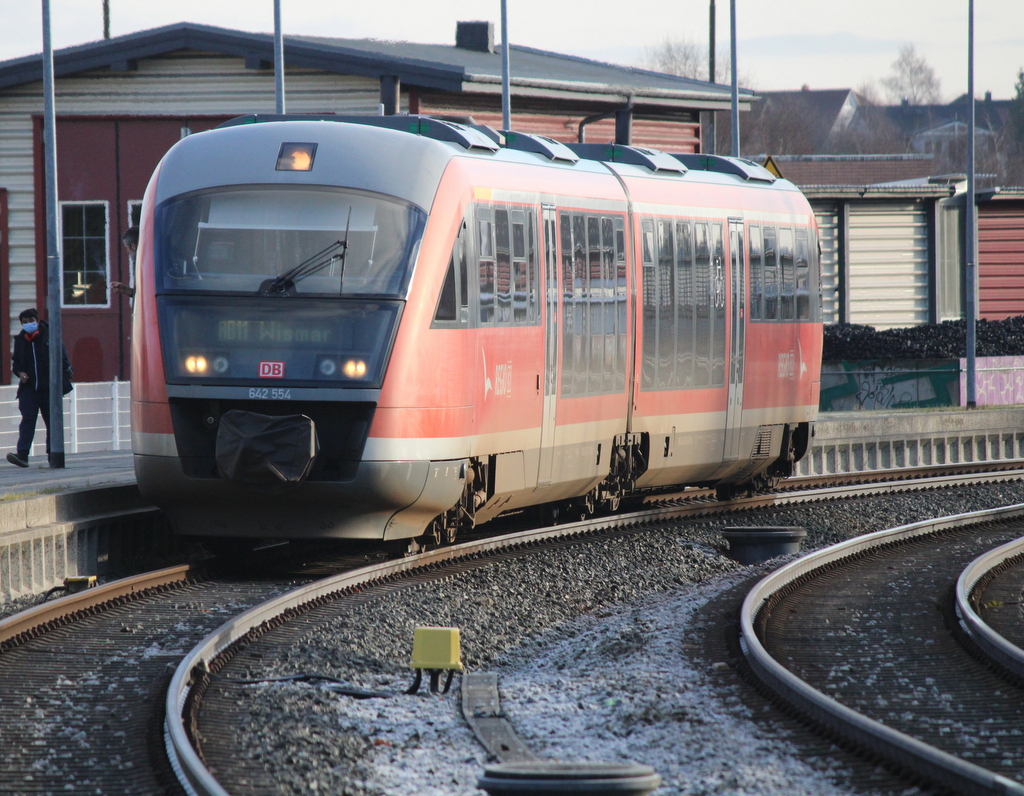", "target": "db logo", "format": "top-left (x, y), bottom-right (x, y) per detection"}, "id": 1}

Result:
top-left (259, 361), bottom-right (285, 378)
